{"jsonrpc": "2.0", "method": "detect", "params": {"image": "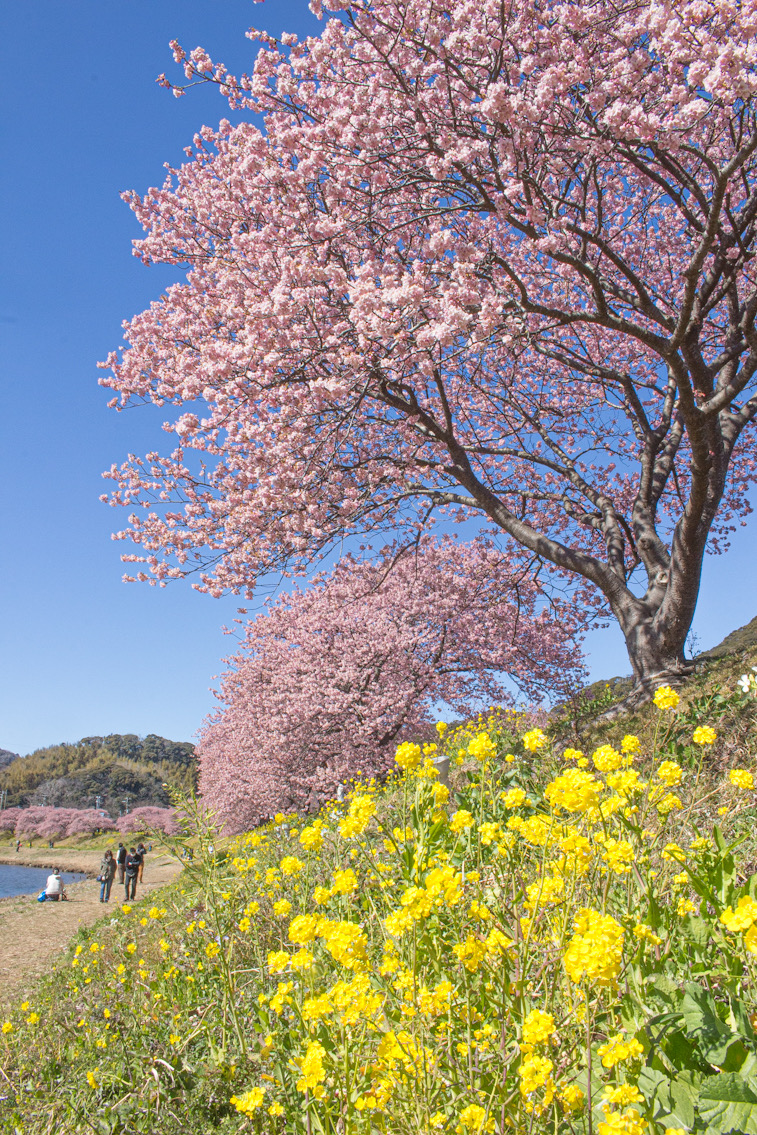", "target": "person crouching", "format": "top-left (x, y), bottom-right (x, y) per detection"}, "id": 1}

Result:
top-left (45, 868), bottom-right (67, 901)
